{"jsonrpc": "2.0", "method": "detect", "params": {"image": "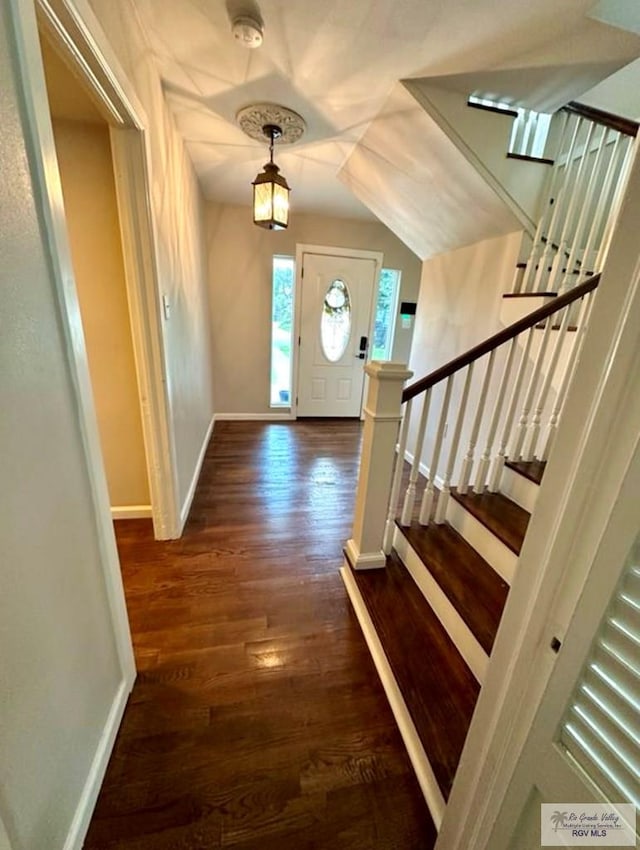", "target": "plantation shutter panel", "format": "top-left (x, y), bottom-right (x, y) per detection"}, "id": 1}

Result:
top-left (559, 535), bottom-right (640, 807)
